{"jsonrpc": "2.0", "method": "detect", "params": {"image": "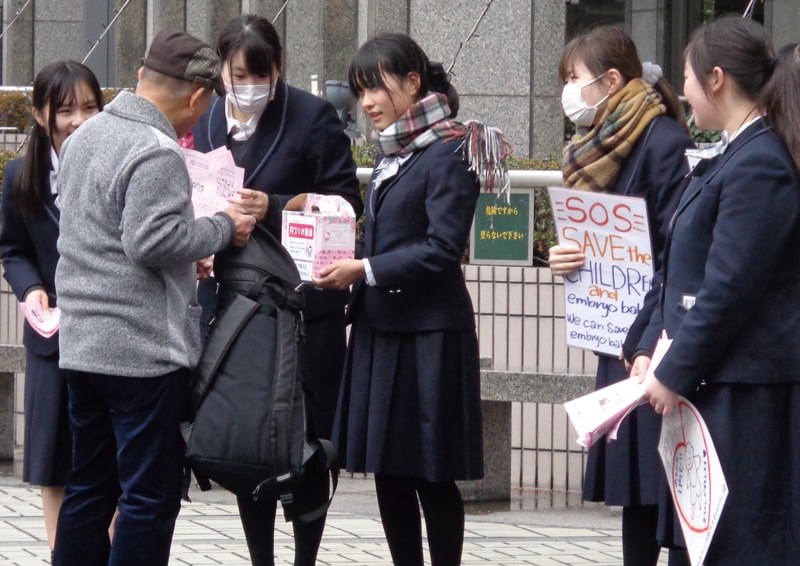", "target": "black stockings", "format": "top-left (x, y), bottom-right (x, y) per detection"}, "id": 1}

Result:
top-left (374, 474), bottom-right (464, 566)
